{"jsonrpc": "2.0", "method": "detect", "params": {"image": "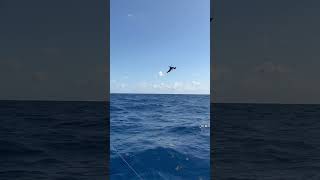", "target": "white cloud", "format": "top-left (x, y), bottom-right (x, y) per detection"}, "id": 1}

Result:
top-left (158, 71), bottom-right (164, 77)
top-left (173, 82), bottom-right (183, 90)
top-left (130, 80), bottom-right (209, 94)
top-left (150, 82), bottom-right (171, 90)
top-left (148, 81), bottom-right (205, 93)
top-left (110, 80), bottom-right (128, 92)
top-left (127, 14), bottom-right (133, 17)
top-left (123, 76), bottom-right (129, 79)
top-left (152, 84), bottom-right (159, 89)
top-left (191, 81), bottom-right (201, 87)
top-left (139, 82), bottom-right (149, 88)
top-left (191, 73), bottom-right (200, 77)
top-left (120, 83), bottom-right (127, 89)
